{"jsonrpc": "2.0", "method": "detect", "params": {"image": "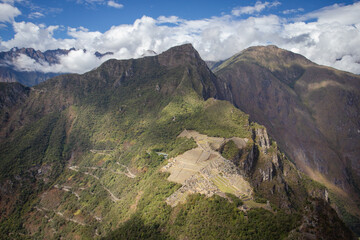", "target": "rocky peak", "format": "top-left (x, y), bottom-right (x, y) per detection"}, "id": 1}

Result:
top-left (0, 47), bottom-right (70, 65)
top-left (91, 43), bottom-right (219, 100)
top-left (240, 45), bottom-right (313, 66)
top-left (157, 43), bottom-right (205, 68)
